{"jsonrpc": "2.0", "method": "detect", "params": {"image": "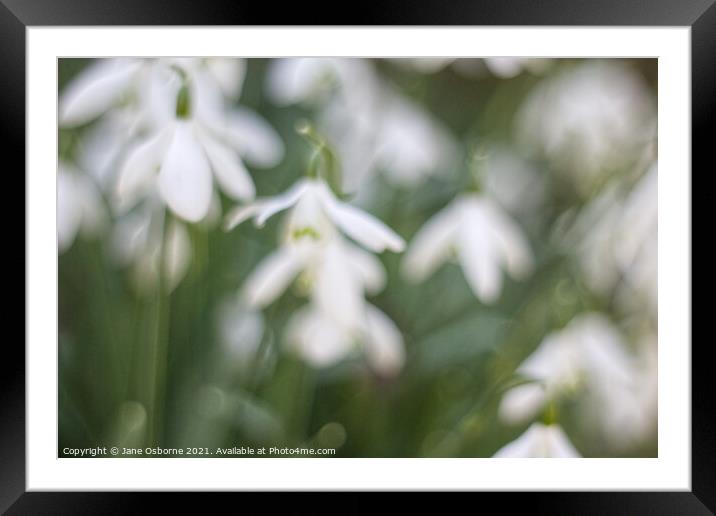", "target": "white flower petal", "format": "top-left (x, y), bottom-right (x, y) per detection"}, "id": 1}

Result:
top-left (544, 425), bottom-right (581, 458)
top-left (493, 424), bottom-right (541, 458)
top-left (266, 58), bottom-right (330, 105)
top-left (494, 423), bottom-right (581, 458)
top-left (225, 108), bottom-right (285, 168)
top-left (345, 244), bottom-right (387, 294)
top-left (313, 243), bottom-right (366, 328)
top-left (363, 305), bottom-right (405, 376)
top-left (163, 220), bottom-right (192, 291)
top-left (224, 204), bottom-right (261, 231)
top-left (254, 180), bottom-right (309, 227)
top-left (402, 204), bottom-right (460, 282)
top-left (189, 68), bottom-right (226, 131)
top-left (457, 213), bottom-right (502, 303)
top-left (242, 248), bottom-right (304, 308)
top-left (498, 383), bottom-right (547, 425)
top-left (482, 199), bottom-right (533, 278)
top-left (59, 59), bottom-right (140, 127)
top-left (158, 122), bottom-right (213, 223)
top-left (199, 132), bottom-right (255, 201)
top-left (318, 184), bottom-right (405, 253)
top-left (285, 306), bottom-right (355, 368)
top-left (114, 128), bottom-right (171, 213)
top-left (77, 112), bottom-right (132, 188)
top-left (205, 58), bottom-right (246, 100)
